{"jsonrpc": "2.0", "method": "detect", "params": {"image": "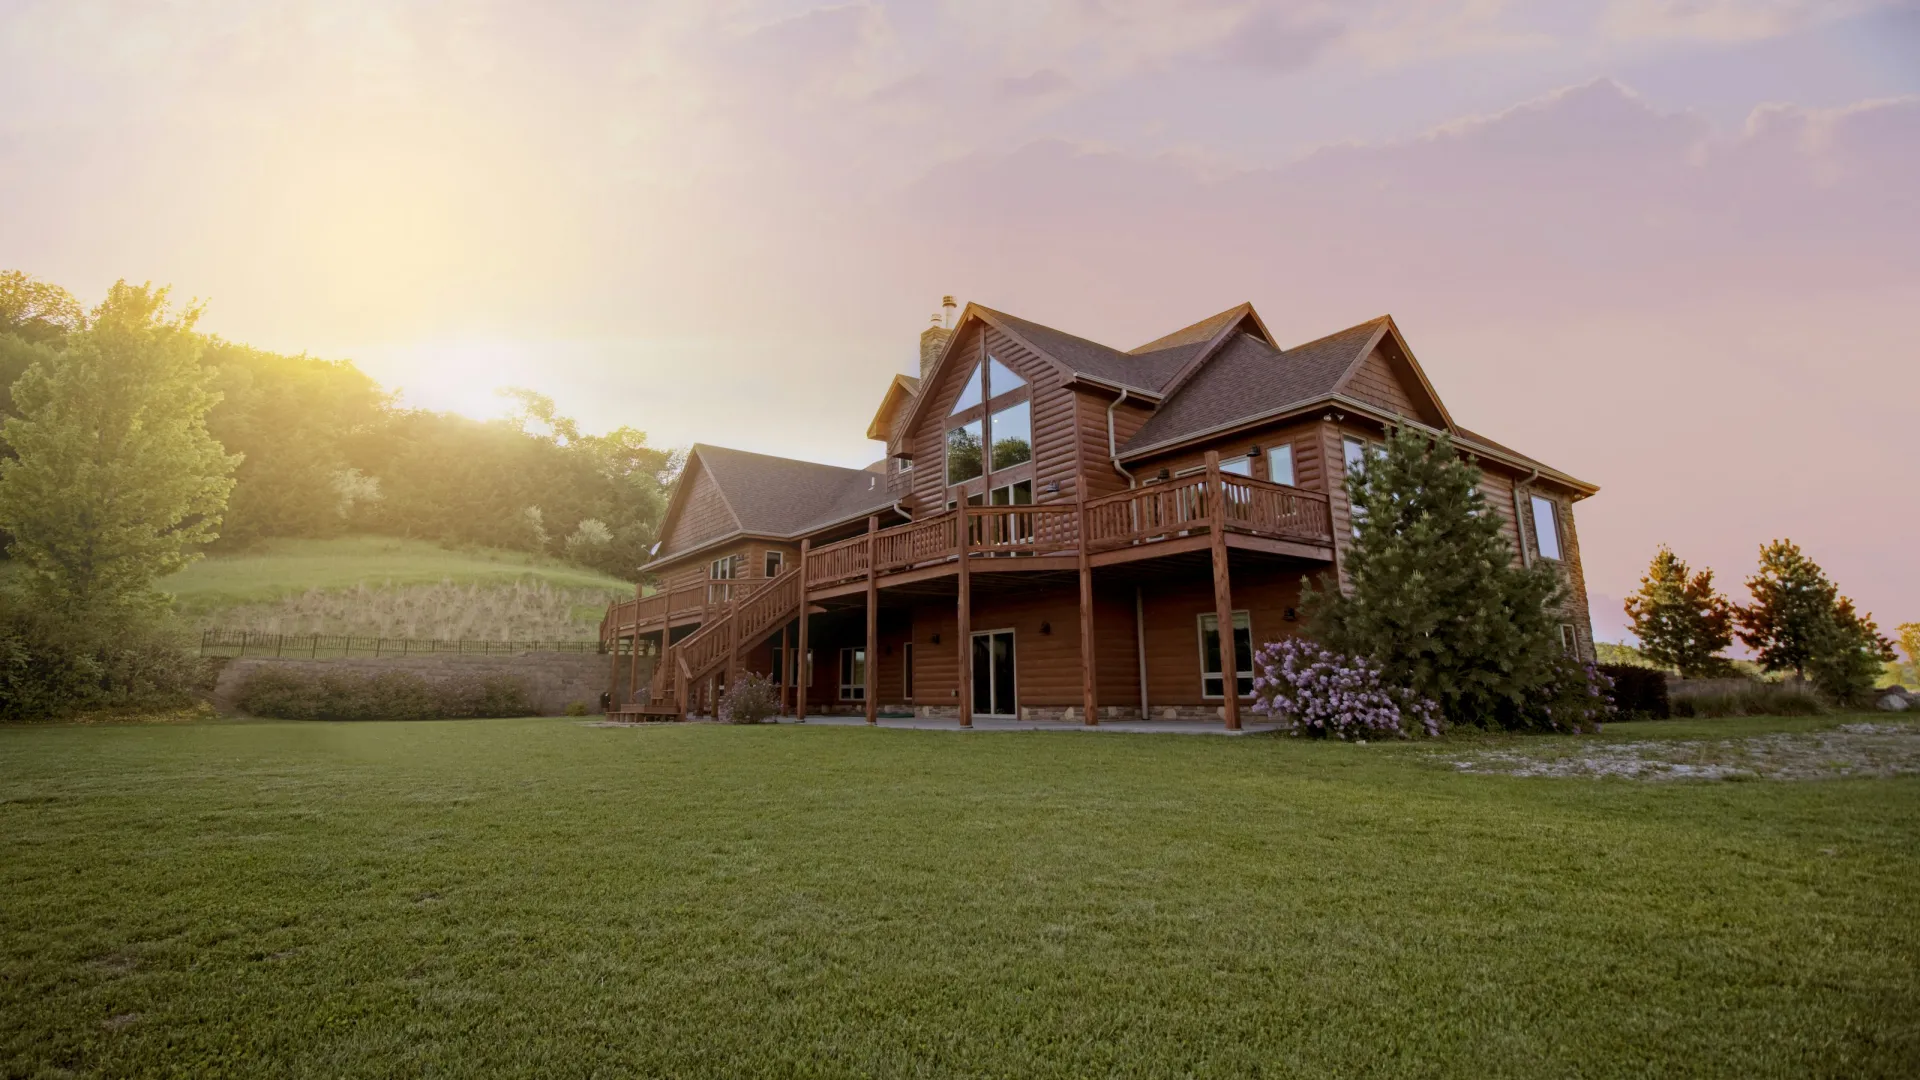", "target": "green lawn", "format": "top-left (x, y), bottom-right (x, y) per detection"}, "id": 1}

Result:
top-left (3, 718), bottom-right (1916, 1078)
top-left (159, 536), bottom-right (632, 620)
